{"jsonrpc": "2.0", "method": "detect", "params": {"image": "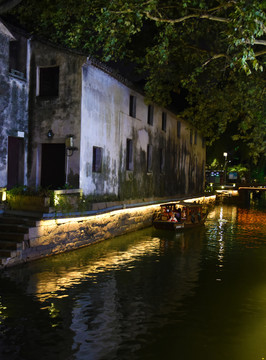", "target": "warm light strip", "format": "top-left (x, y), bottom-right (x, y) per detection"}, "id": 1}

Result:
top-left (43, 196), bottom-right (215, 226)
